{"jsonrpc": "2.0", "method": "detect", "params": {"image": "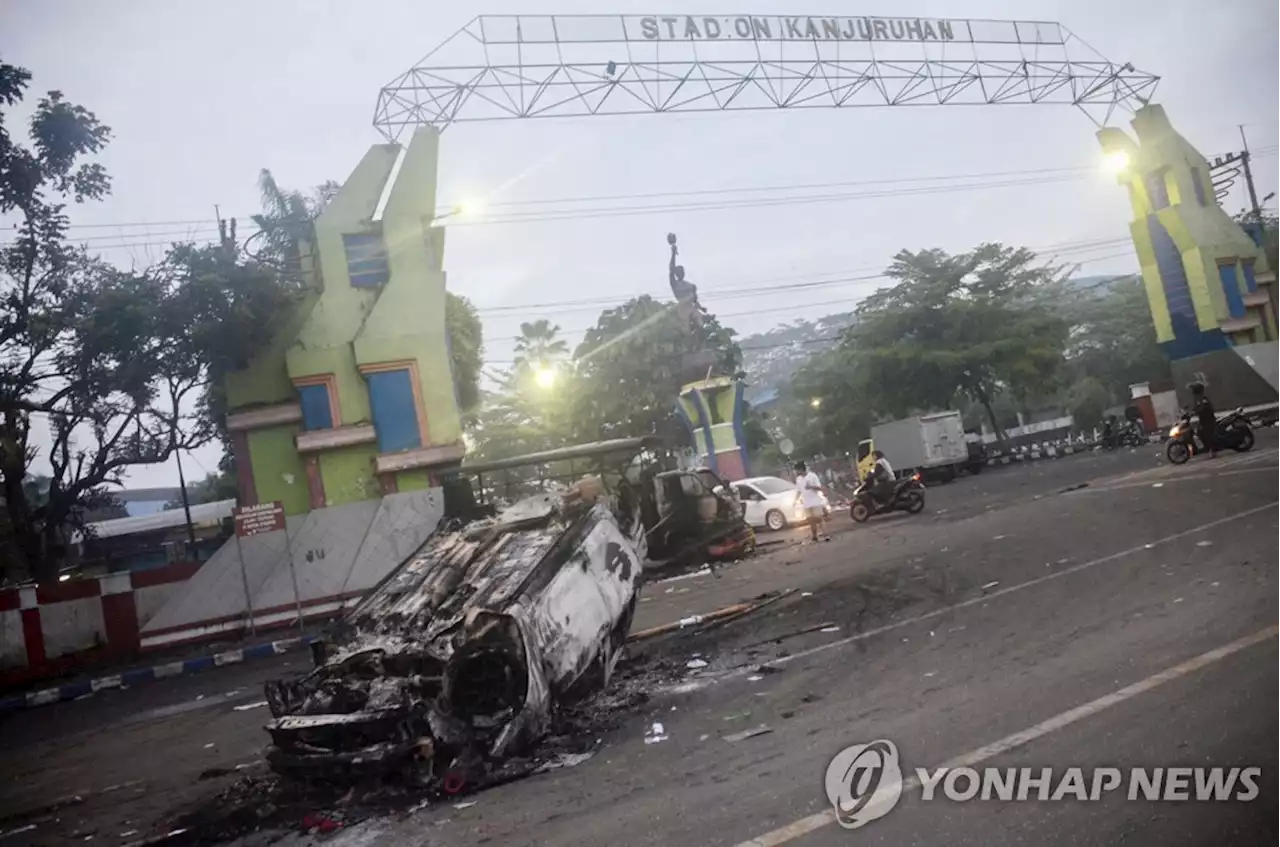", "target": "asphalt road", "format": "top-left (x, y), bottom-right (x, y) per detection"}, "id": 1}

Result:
top-left (2, 440), bottom-right (1275, 846)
